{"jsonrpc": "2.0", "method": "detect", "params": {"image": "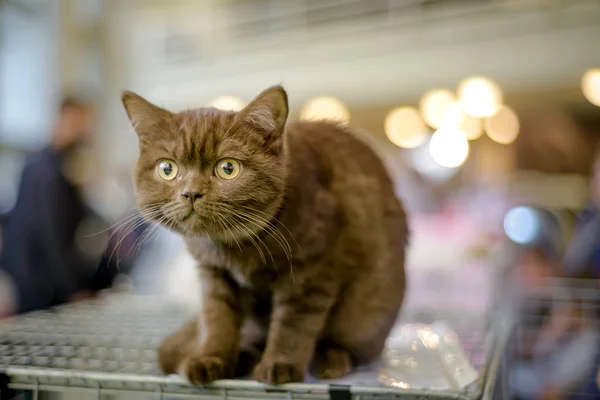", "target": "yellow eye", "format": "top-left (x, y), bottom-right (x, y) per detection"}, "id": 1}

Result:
top-left (156, 159), bottom-right (178, 180)
top-left (215, 159), bottom-right (241, 180)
